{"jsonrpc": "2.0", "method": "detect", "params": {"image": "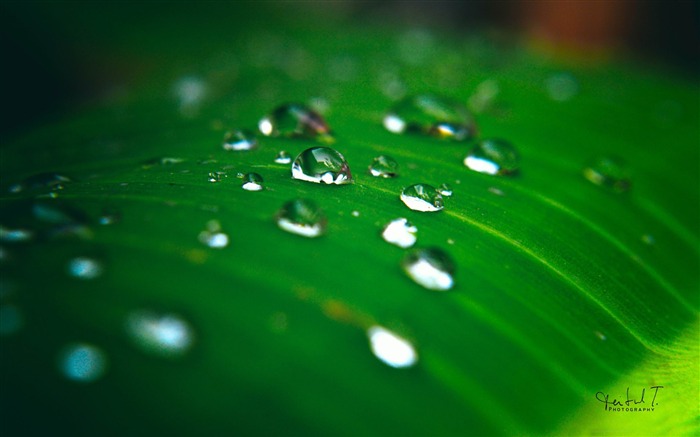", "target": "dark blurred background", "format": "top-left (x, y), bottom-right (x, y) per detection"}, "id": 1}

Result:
top-left (1, 1), bottom-right (698, 141)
